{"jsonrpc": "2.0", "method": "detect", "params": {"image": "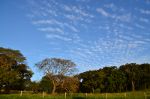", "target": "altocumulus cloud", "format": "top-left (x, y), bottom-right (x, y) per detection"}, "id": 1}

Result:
top-left (26, 0), bottom-right (150, 71)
